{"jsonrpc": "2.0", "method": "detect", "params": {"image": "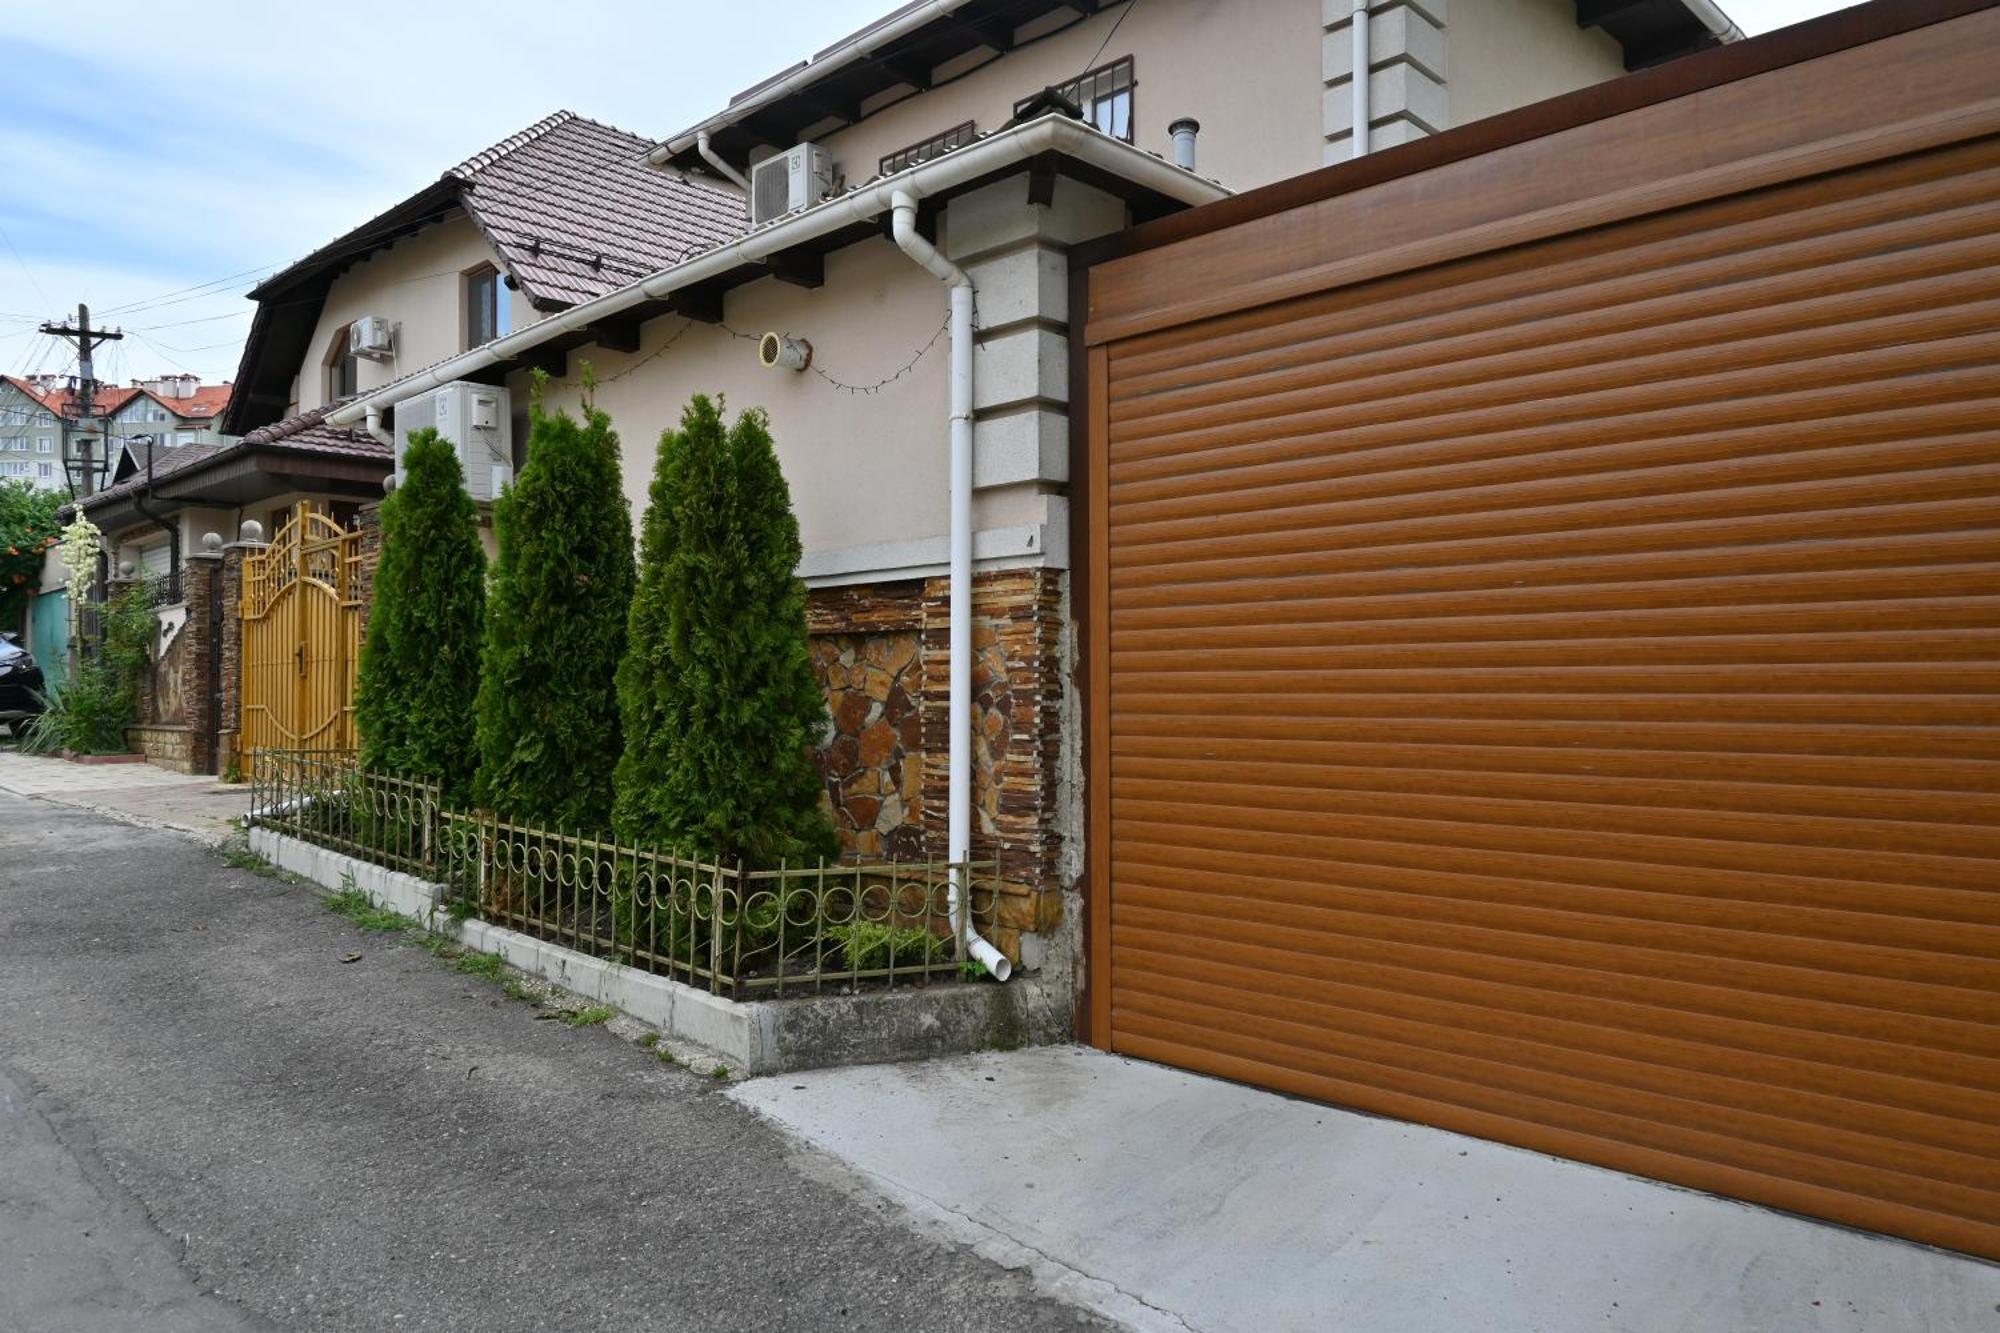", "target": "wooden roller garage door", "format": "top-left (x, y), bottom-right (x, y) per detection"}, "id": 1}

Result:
top-left (1090, 118), bottom-right (2000, 1253)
